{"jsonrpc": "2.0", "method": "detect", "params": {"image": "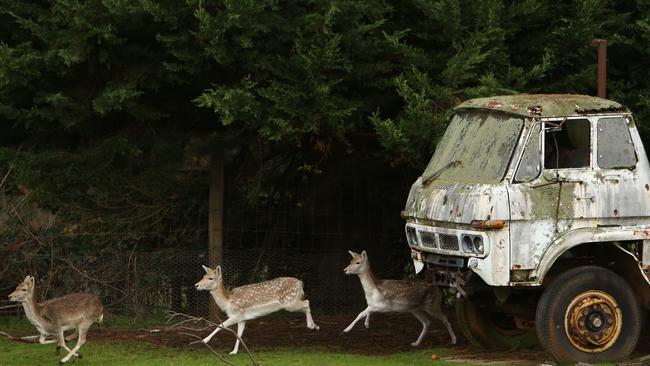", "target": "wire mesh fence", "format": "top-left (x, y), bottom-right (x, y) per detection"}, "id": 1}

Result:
top-left (0, 178), bottom-right (412, 320)
top-left (0, 246), bottom-right (410, 319)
